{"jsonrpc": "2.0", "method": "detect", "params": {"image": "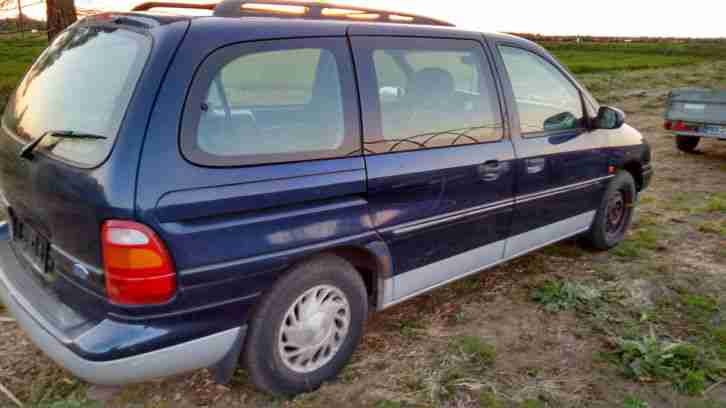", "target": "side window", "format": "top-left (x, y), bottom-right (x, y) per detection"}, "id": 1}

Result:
top-left (357, 38), bottom-right (504, 154)
top-left (181, 39), bottom-right (359, 167)
top-left (498, 46), bottom-right (584, 135)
